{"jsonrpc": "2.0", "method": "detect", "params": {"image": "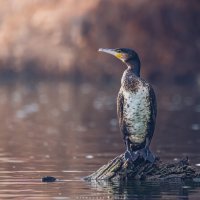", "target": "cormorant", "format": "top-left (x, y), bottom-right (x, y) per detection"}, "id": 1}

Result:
top-left (99, 48), bottom-right (157, 163)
